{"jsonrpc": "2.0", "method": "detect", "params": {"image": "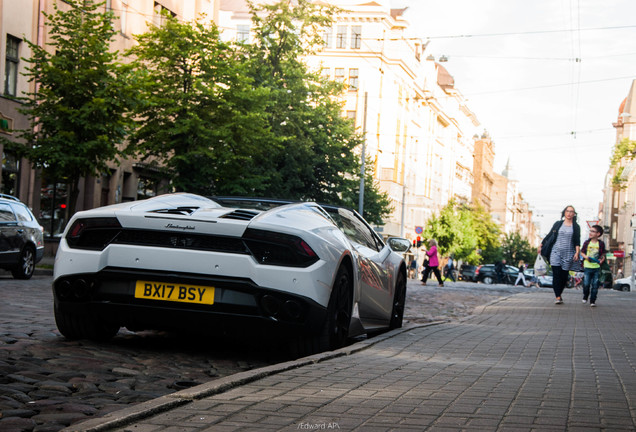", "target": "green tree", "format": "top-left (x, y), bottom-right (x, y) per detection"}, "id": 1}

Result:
top-left (422, 201), bottom-right (502, 264)
top-left (2, 0), bottom-right (135, 214)
top-left (422, 201), bottom-right (477, 262)
top-left (126, 14), bottom-right (273, 195)
top-left (242, 0), bottom-right (392, 222)
top-left (471, 205), bottom-right (502, 263)
top-left (501, 232), bottom-right (535, 266)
